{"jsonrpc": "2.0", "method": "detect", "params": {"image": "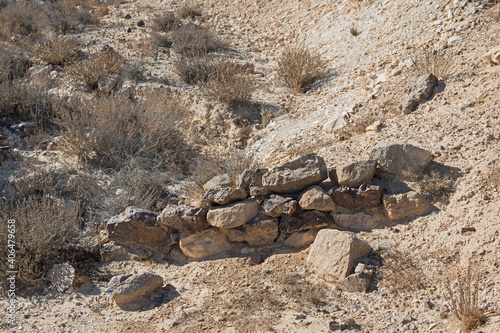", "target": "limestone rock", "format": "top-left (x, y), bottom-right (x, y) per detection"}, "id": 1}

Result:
top-left (262, 153), bottom-right (328, 193)
top-left (47, 263), bottom-right (91, 292)
top-left (107, 274), bottom-right (132, 292)
top-left (111, 273), bottom-right (163, 311)
top-left (261, 194), bottom-right (291, 217)
top-left (306, 229), bottom-right (372, 283)
top-left (203, 174), bottom-right (233, 191)
top-left (370, 141), bottom-right (432, 177)
top-left (383, 191), bottom-right (431, 221)
top-left (200, 186), bottom-right (247, 206)
top-left (342, 273), bottom-right (371, 293)
top-left (179, 228), bottom-right (231, 259)
top-left (283, 199), bottom-right (299, 215)
top-left (284, 230), bottom-right (319, 248)
top-left (237, 168), bottom-right (267, 192)
top-left (222, 217), bottom-right (279, 246)
top-left (158, 204), bottom-right (208, 233)
top-left (299, 185), bottom-right (335, 211)
top-left (280, 210), bottom-right (330, 234)
top-left (332, 185), bottom-right (382, 210)
top-left (483, 46), bottom-right (500, 65)
top-left (333, 208), bottom-right (387, 232)
top-left (207, 200), bottom-right (259, 228)
top-left (336, 160), bottom-right (376, 186)
top-left (402, 74), bottom-right (438, 113)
